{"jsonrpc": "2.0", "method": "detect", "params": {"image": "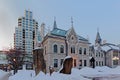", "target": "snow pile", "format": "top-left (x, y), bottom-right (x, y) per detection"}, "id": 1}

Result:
top-left (64, 56), bottom-right (72, 59)
top-left (71, 68), bottom-right (91, 80)
top-left (95, 66), bottom-right (111, 73)
top-left (0, 70), bottom-right (9, 79)
top-left (34, 71), bottom-right (91, 80)
top-left (34, 71), bottom-right (48, 80)
top-left (8, 66), bottom-right (120, 80)
top-left (0, 70), bottom-right (9, 80)
top-left (80, 66), bottom-right (120, 79)
top-left (80, 67), bottom-right (98, 74)
top-left (111, 66), bottom-right (120, 74)
top-left (9, 70), bottom-right (35, 80)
